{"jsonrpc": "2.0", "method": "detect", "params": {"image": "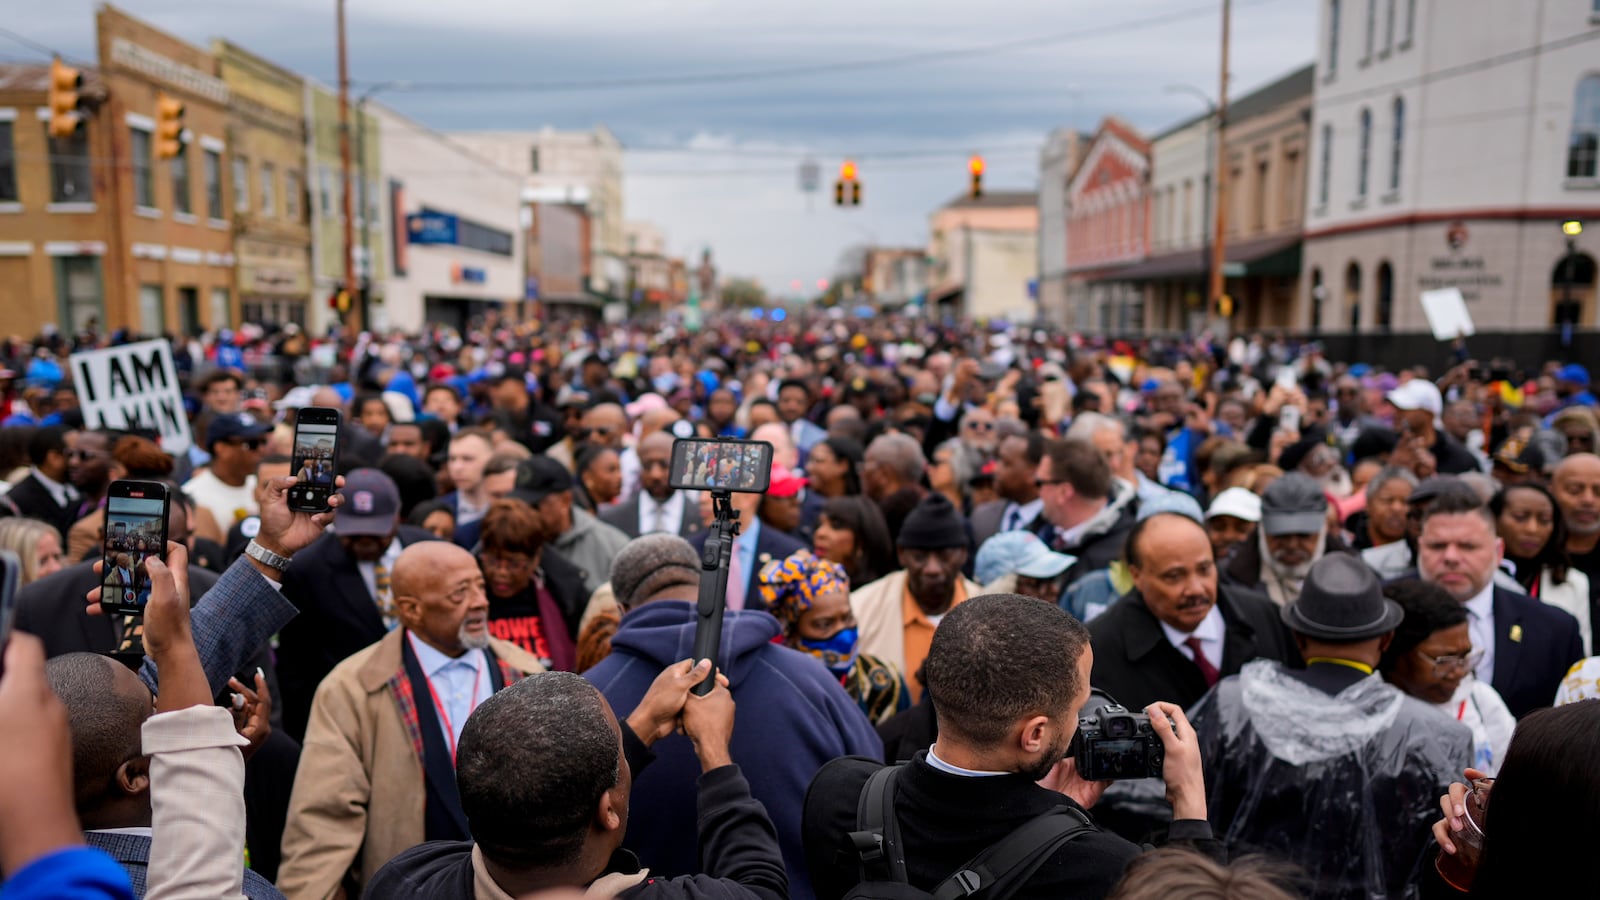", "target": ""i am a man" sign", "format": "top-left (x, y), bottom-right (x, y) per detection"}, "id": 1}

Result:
top-left (70, 340), bottom-right (193, 453)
